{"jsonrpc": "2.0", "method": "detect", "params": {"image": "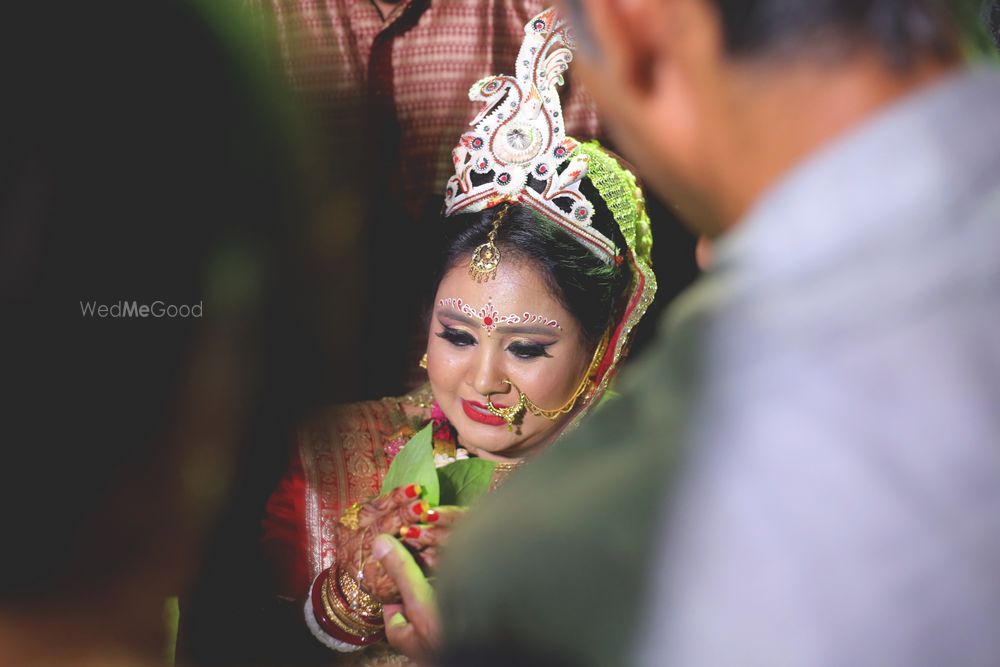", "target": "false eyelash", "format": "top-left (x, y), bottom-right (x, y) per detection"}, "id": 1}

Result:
top-left (507, 341), bottom-right (553, 359)
top-left (436, 326), bottom-right (476, 347)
